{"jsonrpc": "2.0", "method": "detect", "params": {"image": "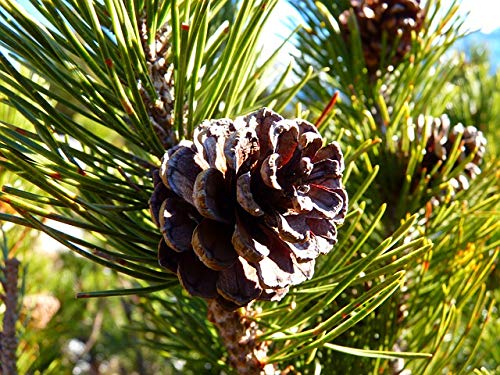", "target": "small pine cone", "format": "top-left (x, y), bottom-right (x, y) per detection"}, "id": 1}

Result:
top-left (150, 108), bottom-right (348, 309)
top-left (447, 123), bottom-right (486, 182)
top-left (339, 0), bottom-right (425, 74)
top-left (418, 114), bottom-right (451, 174)
top-left (138, 17), bottom-right (176, 148)
top-left (412, 114), bottom-right (487, 192)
